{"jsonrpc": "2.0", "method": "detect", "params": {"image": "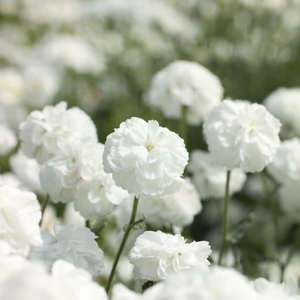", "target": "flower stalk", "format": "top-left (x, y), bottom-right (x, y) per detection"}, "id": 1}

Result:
top-left (39, 194), bottom-right (49, 226)
top-left (106, 196), bottom-right (140, 294)
top-left (218, 170), bottom-right (231, 265)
